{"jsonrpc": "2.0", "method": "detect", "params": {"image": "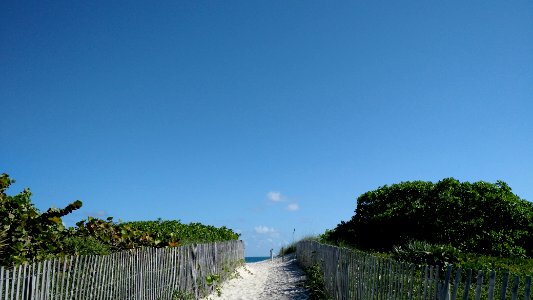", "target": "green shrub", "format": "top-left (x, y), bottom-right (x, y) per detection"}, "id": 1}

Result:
top-left (62, 236), bottom-right (112, 256)
top-left (327, 178), bottom-right (533, 257)
top-left (457, 253), bottom-right (533, 277)
top-left (122, 220), bottom-right (240, 244)
top-left (1, 173), bottom-right (241, 268)
top-left (305, 263), bottom-right (330, 300)
top-left (72, 217), bottom-right (152, 251)
top-left (392, 240), bottom-right (462, 266)
top-left (0, 173), bottom-right (82, 266)
top-left (69, 218), bottom-right (240, 253)
top-left (279, 244), bottom-right (296, 256)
